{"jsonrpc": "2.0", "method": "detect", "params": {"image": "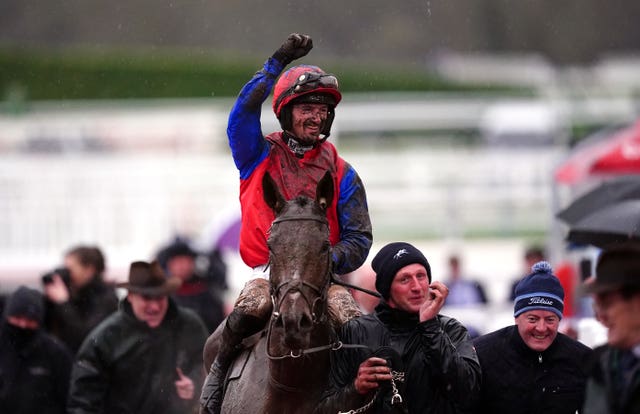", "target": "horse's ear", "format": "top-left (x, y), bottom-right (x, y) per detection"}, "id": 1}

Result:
top-left (316, 171), bottom-right (334, 210)
top-left (263, 172), bottom-right (286, 214)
